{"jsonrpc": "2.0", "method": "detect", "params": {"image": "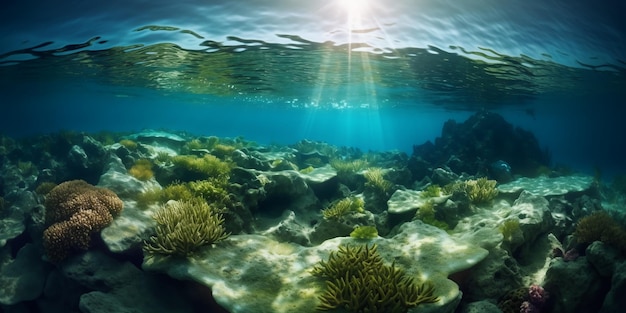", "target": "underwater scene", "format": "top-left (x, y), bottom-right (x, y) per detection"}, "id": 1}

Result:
top-left (1, 0), bottom-right (625, 313)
